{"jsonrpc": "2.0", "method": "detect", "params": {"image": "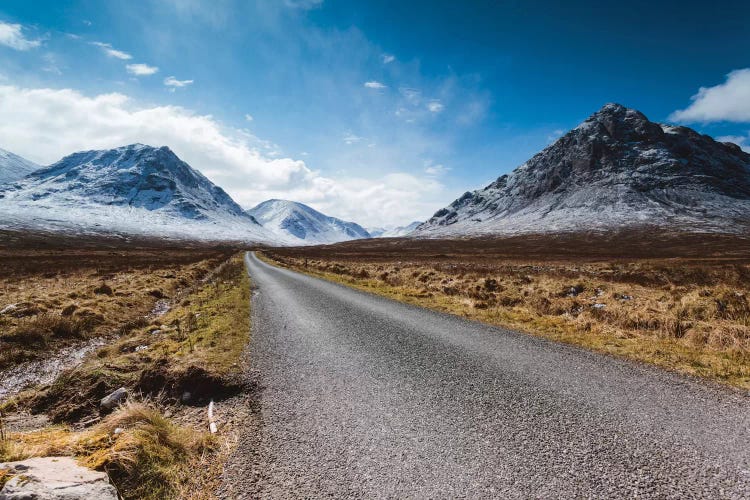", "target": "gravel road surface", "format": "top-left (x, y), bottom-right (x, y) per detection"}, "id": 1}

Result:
top-left (220, 252), bottom-right (750, 498)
